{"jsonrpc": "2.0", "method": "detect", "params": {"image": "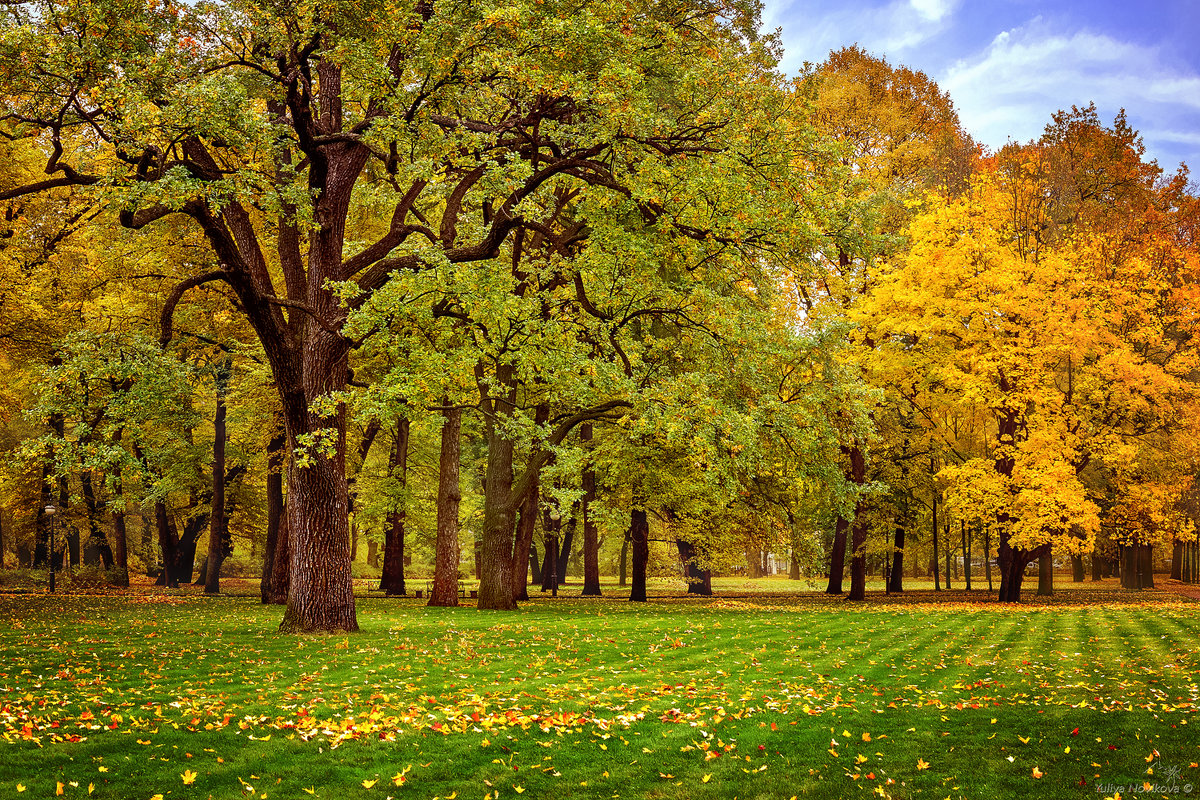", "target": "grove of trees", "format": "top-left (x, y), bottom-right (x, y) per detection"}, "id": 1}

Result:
top-left (1, 1), bottom-right (1197, 631)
